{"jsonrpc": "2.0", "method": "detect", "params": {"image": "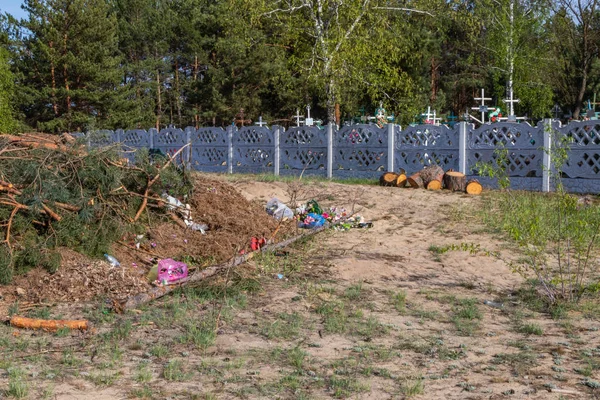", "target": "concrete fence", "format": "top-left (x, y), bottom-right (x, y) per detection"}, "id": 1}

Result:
top-left (78, 119), bottom-right (600, 194)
